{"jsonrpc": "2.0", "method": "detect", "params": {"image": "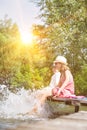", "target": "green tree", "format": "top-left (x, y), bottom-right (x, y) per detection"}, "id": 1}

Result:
top-left (0, 15), bottom-right (21, 86)
top-left (31, 0), bottom-right (87, 72)
top-left (31, 0), bottom-right (87, 94)
top-left (75, 64), bottom-right (87, 96)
